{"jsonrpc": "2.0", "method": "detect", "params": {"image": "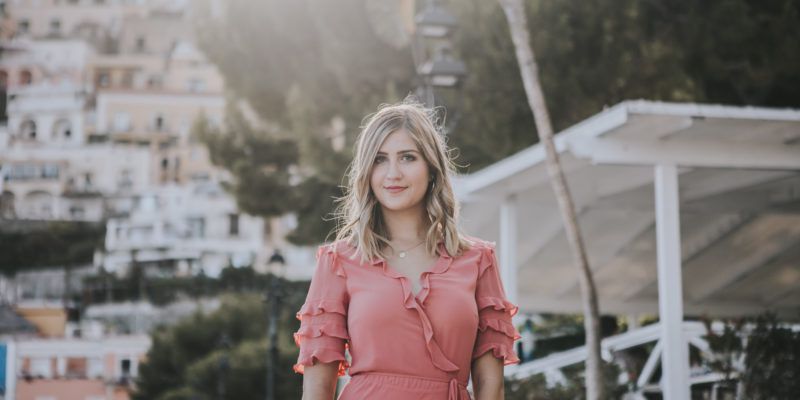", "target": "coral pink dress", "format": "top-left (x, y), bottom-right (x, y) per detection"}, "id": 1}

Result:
top-left (293, 238), bottom-right (521, 400)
